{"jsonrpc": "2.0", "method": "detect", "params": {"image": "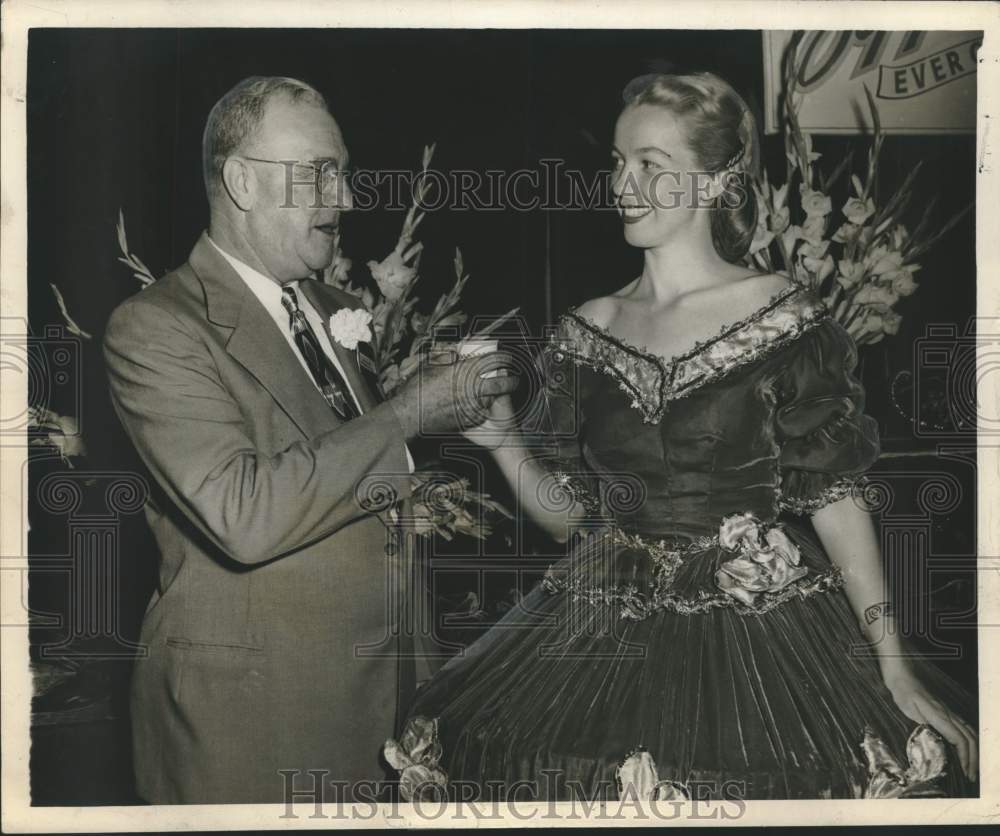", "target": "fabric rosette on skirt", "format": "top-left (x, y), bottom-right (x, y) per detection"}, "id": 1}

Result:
top-left (715, 512), bottom-right (809, 607)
